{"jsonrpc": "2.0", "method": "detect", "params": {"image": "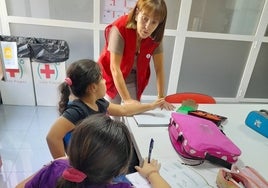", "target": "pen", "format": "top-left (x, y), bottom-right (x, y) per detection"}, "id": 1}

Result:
top-left (148, 138), bottom-right (154, 163)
